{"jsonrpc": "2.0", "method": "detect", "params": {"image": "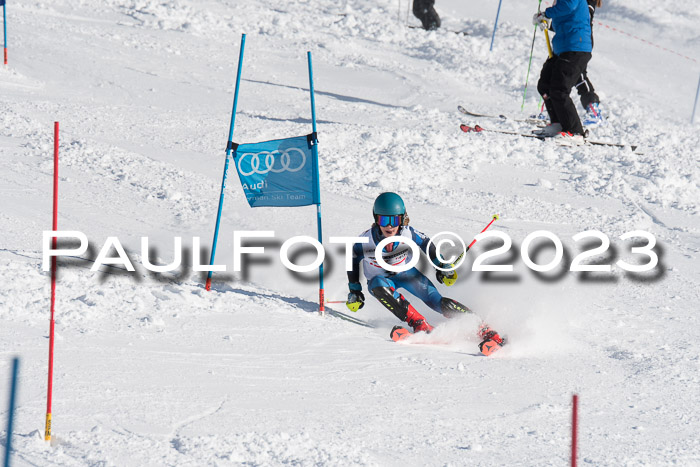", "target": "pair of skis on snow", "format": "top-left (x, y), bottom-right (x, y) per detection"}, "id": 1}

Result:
top-left (457, 105), bottom-right (640, 152)
top-left (328, 308), bottom-right (504, 356)
top-left (389, 325), bottom-right (506, 356)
